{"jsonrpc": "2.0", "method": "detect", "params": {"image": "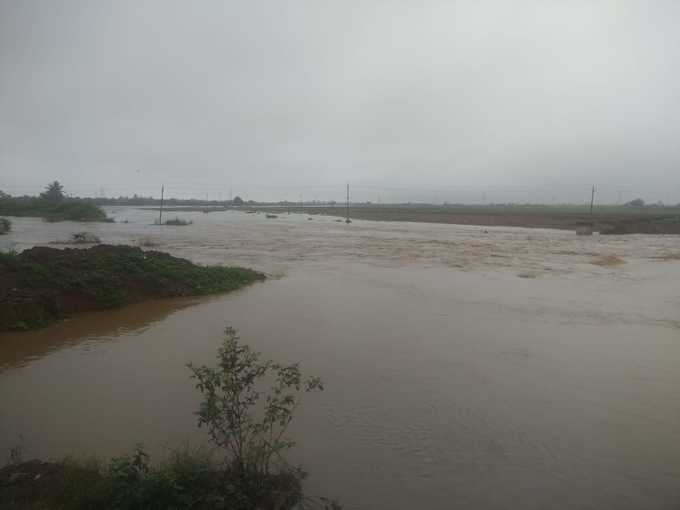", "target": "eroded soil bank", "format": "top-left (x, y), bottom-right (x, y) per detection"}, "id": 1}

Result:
top-left (0, 245), bottom-right (264, 331)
